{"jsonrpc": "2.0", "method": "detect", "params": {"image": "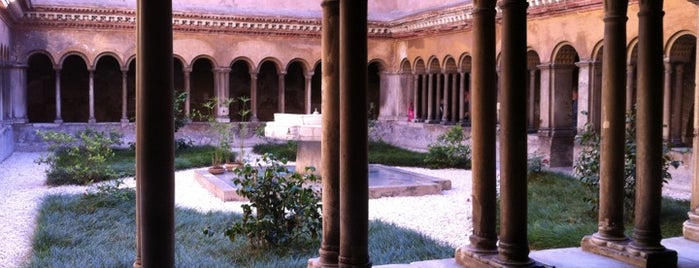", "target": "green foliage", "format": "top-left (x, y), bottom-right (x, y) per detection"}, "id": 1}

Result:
top-left (36, 129), bottom-right (123, 186)
top-left (527, 153), bottom-right (548, 174)
top-left (218, 153), bottom-right (321, 248)
top-left (236, 96), bottom-right (251, 162)
top-left (368, 140), bottom-right (427, 167)
top-left (573, 109), bottom-right (681, 217)
top-left (192, 97), bottom-right (236, 165)
top-left (253, 141), bottom-right (298, 161)
top-left (424, 125), bottom-right (472, 169)
top-left (174, 91), bottom-right (189, 133)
